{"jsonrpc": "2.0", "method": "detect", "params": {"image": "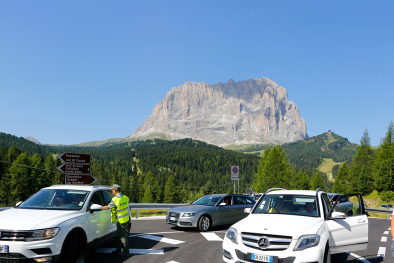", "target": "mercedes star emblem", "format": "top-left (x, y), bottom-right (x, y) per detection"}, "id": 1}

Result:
top-left (258, 237), bottom-right (270, 248)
